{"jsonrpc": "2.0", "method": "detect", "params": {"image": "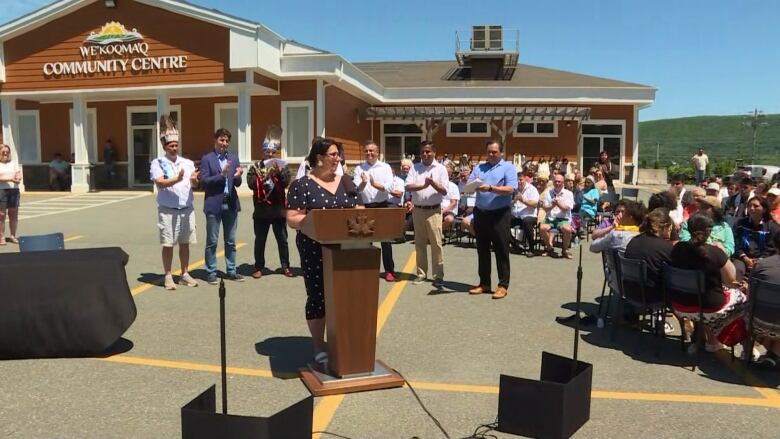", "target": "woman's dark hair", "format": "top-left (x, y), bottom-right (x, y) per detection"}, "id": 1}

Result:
top-left (640, 208), bottom-right (672, 237)
top-left (687, 213), bottom-right (714, 258)
top-left (747, 196), bottom-right (772, 222)
top-left (622, 200), bottom-right (648, 225)
top-left (306, 137), bottom-right (337, 169)
top-left (648, 190), bottom-right (677, 211)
